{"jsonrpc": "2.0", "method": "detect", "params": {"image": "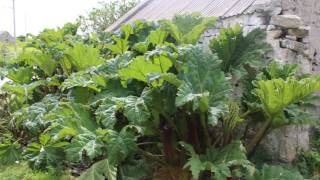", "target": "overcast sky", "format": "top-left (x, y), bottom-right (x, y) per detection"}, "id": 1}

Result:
top-left (0, 0), bottom-right (103, 36)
